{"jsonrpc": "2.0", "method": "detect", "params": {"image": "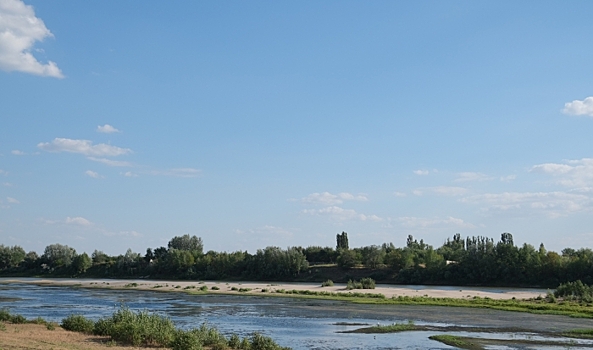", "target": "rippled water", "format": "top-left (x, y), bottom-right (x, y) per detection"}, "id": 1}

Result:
top-left (1, 281), bottom-right (592, 349)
